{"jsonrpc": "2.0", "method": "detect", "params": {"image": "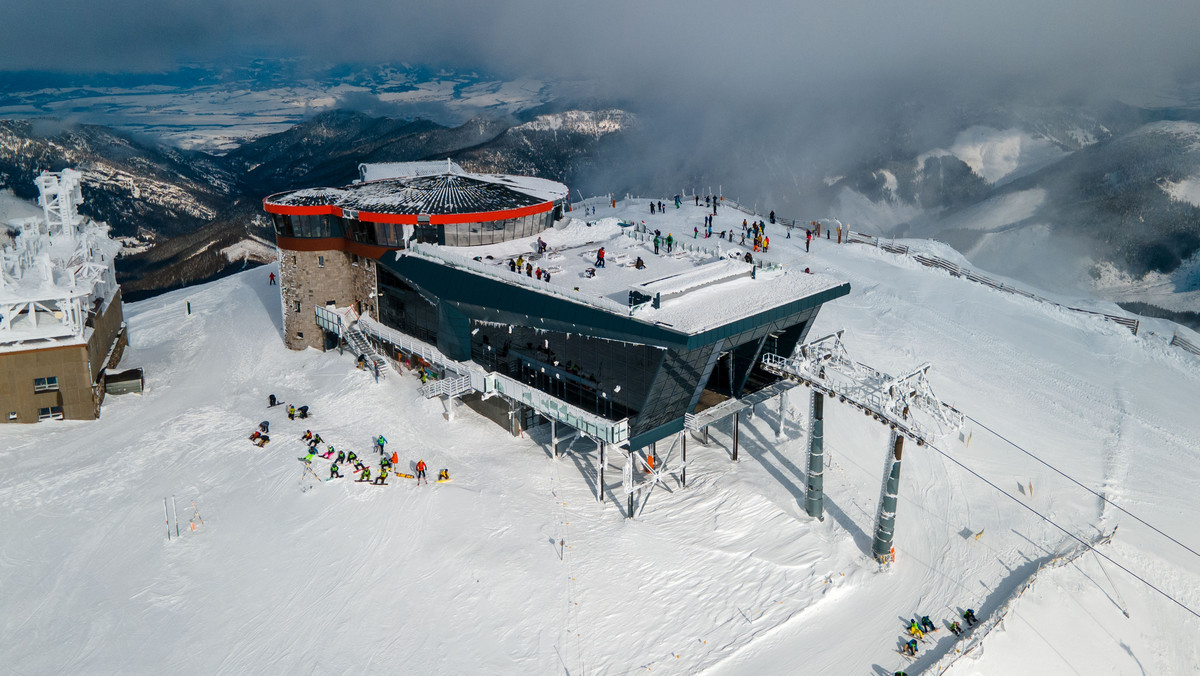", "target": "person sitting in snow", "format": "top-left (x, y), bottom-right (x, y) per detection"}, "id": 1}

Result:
top-left (908, 620), bottom-right (922, 639)
top-left (376, 467), bottom-right (389, 484)
top-left (346, 450), bottom-right (358, 465)
top-left (920, 615), bottom-right (934, 632)
top-left (438, 469), bottom-right (450, 481)
top-left (301, 430), bottom-right (313, 442)
top-left (361, 467), bottom-right (371, 482)
top-left (963, 609), bottom-right (978, 626)
top-left (297, 405), bottom-right (309, 419)
top-left (904, 639), bottom-right (918, 656)
top-left (288, 405), bottom-right (296, 420)
top-left (321, 445), bottom-right (335, 459)
top-left (329, 463), bottom-right (342, 479)
top-left (254, 435), bottom-right (270, 447)
top-left (336, 450), bottom-right (346, 464)
top-left (249, 430), bottom-right (261, 442)
top-left (949, 621), bottom-right (962, 636)
top-left (635, 256), bottom-right (645, 270)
